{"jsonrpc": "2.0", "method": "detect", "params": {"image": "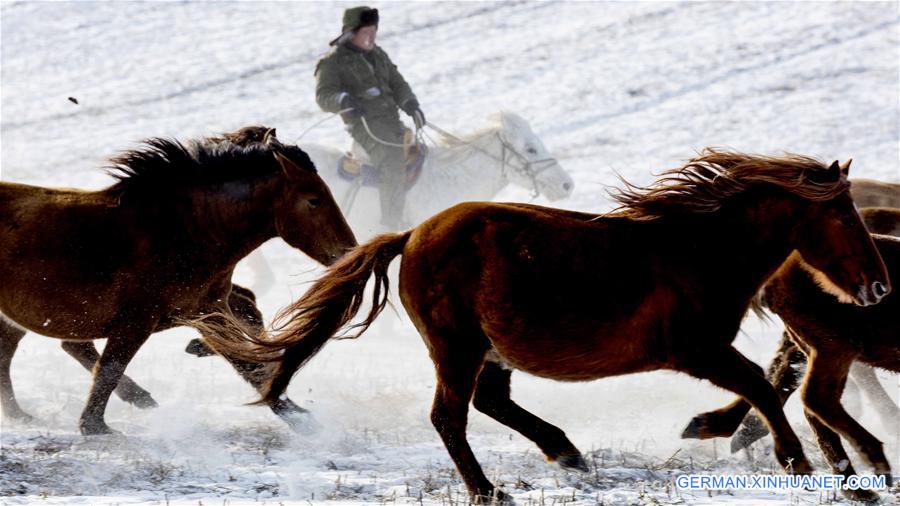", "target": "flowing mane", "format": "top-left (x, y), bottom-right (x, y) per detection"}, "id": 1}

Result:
top-left (104, 139), bottom-right (278, 199)
top-left (103, 133), bottom-right (316, 199)
top-left (611, 148), bottom-right (849, 220)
